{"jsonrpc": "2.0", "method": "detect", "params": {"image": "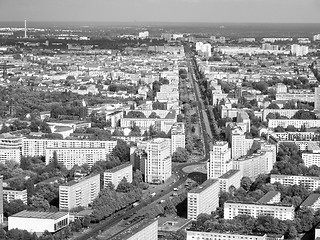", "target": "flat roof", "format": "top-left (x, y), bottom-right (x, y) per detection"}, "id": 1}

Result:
top-left (60, 173), bottom-right (99, 187)
top-left (257, 191), bottom-right (280, 204)
top-left (219, 170), bottom-right (240, 179)
top-left (109, 219), bottom-right (157, 240)
top-left (225, 201), bottom-right (293, 208)
top-left (10, 210), bottom-right (68, 220)
top-left (189, 179), bottom-right (218, 194)
top-left (105, 163), bottom-right (132, 173)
